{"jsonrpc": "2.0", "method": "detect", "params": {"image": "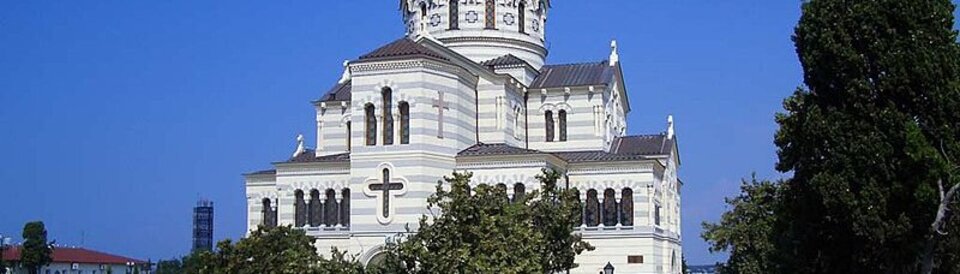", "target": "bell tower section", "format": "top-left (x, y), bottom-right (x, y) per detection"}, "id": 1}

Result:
top-left (401, 0), bottom-right (550, 69)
